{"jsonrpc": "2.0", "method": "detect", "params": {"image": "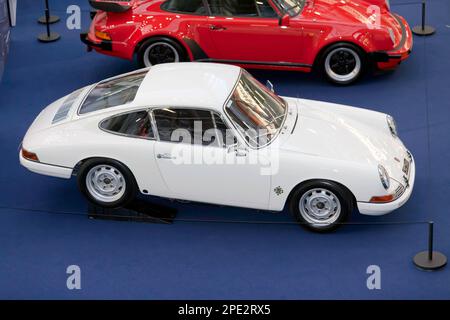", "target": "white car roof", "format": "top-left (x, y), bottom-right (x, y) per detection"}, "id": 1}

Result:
top-left (133, 63), bottom-right (241, 111)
